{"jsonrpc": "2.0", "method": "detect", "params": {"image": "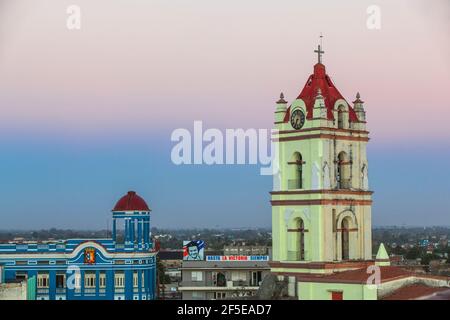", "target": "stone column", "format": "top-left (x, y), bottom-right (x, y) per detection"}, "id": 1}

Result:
top-left (112, 218), bottom-right (117, 242)
top-left (137, 219), bottom-right (143, 247)
top-left (130, 219), bottom-right (135, 245)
